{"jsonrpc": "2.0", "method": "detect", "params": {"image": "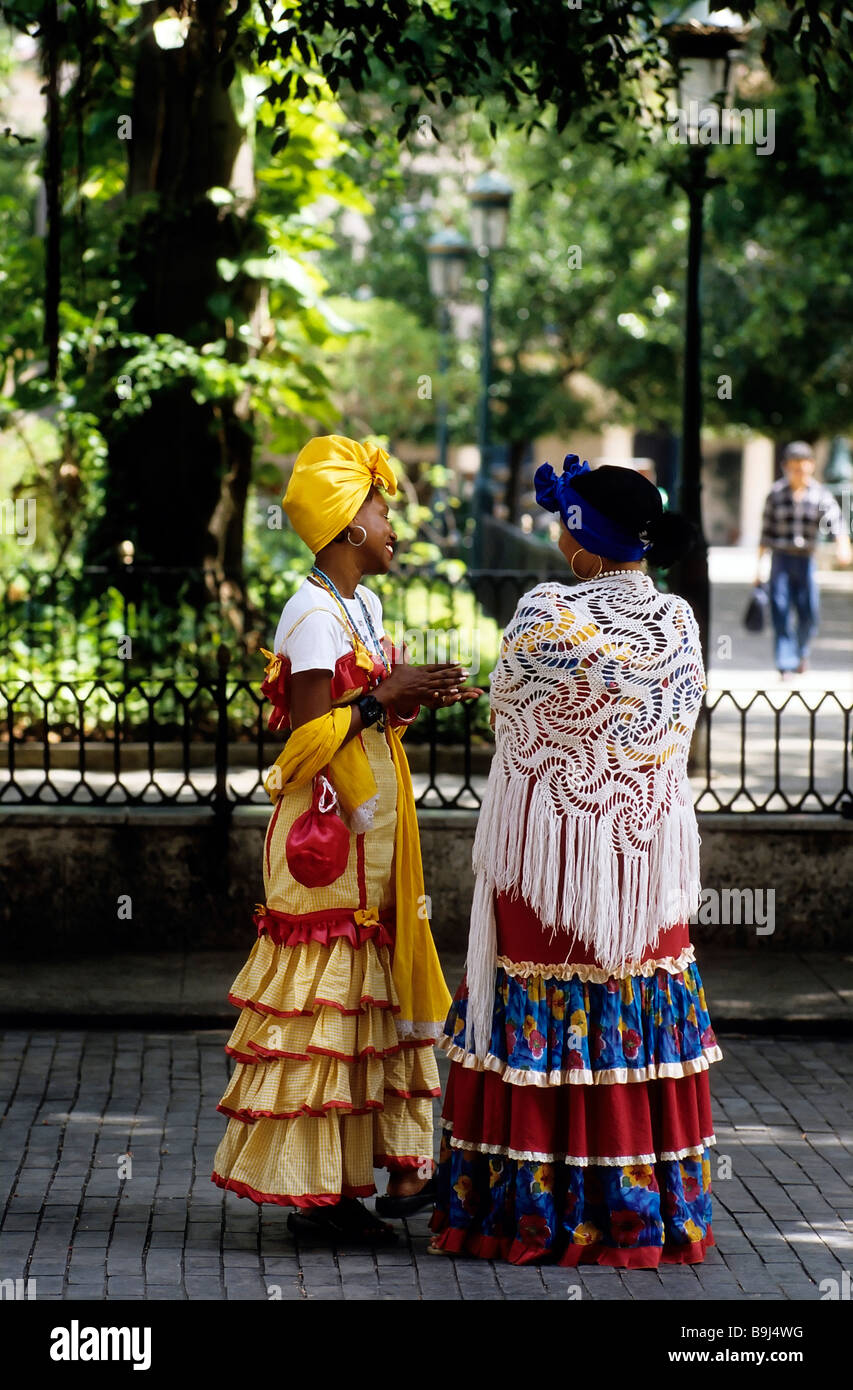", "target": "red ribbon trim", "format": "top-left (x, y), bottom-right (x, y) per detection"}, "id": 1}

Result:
top-left (217, 1101), bottom-right (383, 1123)
top-left (246, 1040), bottom-right (403, 1063)
top-left (211, 1173), bottom-right (375, 1207)
top-left (227, 992), bottom-right (398, 1019)
top-left (252, 904), bottom-right (394, 952)
top-left (427, 1220), bottom-right (715, 1267)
